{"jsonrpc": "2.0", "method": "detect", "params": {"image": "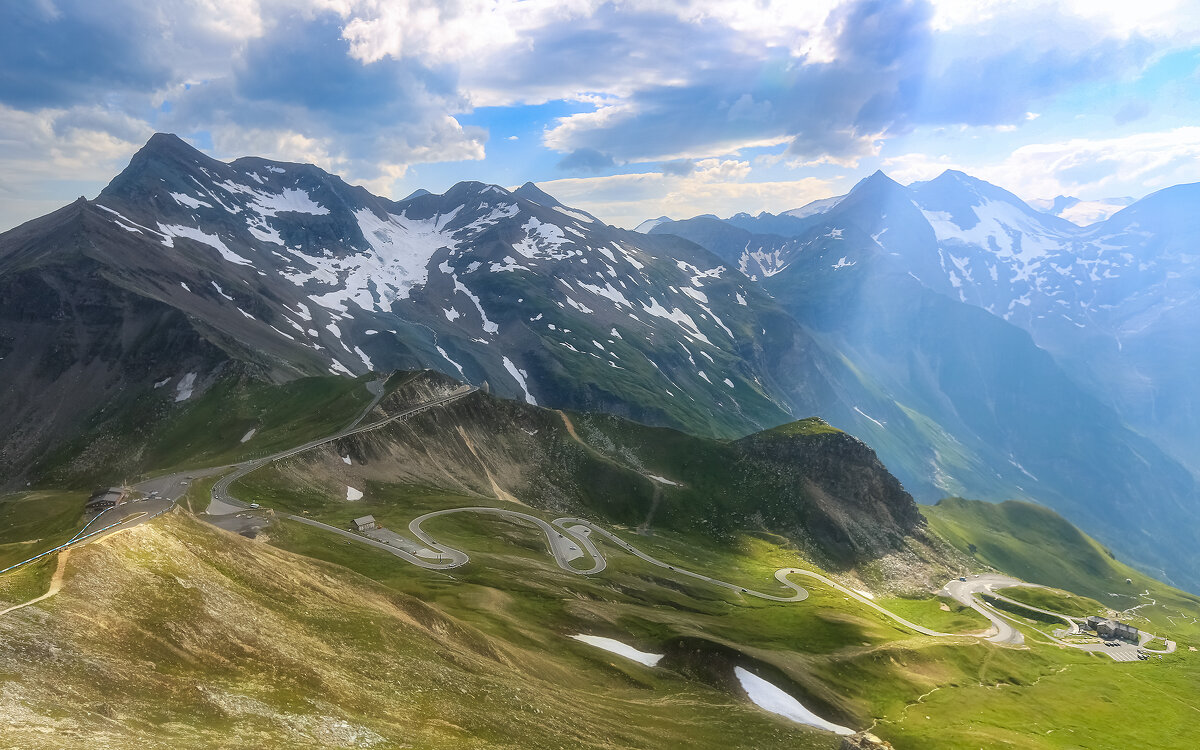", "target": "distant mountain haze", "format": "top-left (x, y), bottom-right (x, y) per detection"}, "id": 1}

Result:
top-left (652, 169), bottom-right (1200, 591)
